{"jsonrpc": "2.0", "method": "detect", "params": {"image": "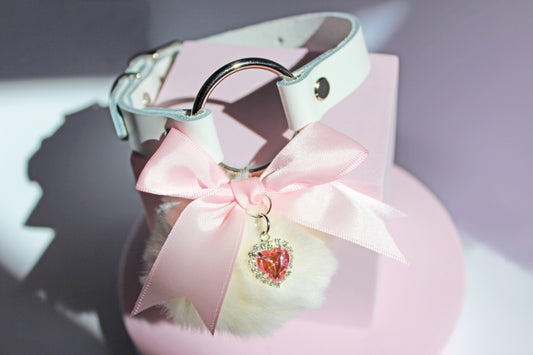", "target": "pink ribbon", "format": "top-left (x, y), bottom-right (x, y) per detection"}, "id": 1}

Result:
top-left (132, 122), bottom-right (406, 334)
